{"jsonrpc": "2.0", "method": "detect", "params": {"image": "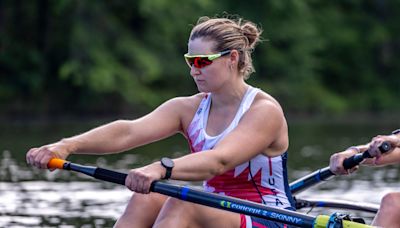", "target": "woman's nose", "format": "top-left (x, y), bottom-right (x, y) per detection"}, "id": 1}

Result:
top-left (190, 66), bottom-right (201, 77)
